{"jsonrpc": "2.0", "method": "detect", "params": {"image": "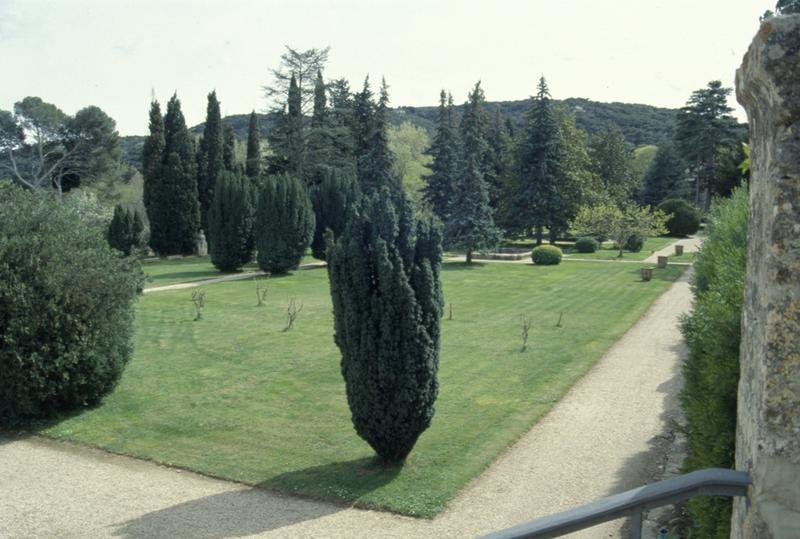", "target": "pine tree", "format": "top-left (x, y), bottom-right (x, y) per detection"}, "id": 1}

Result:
top-left (423, 91), bottom-right (460, 222)
top-left (513, 76), bottom-right (568, 244)
top-left (352, 76), bottom-right (374, 181)
top-left (327, 191), bottom-right (443, 463)
top-left (254, 173), bottom-right (315, 274)
top-left (208, 170), bottom-right (254, 271)
top-left (358, 78), bottom-right (397, 195)
top-left (223, 124), bottom-right (236, 171)
top-left (446, 82), bottom-right (500, 262)
top-left (641, 144), bottom-right (686, 206)
top-left (245, 111), bottom-right (261, 178)
top-left (197, 91), bottom-right (224, 234)
top-left (142, 100), bottom-right (164, 245)
top-left (310, 168), bottom-right (359, 260)
top-left (266, 74), bottom-right (304, 176)
top-left (150, 94), bottom-right (200, 255)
